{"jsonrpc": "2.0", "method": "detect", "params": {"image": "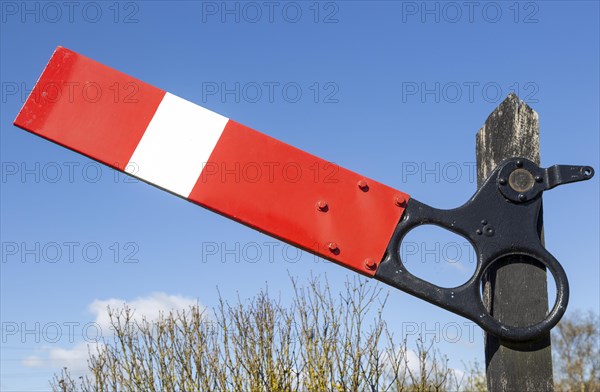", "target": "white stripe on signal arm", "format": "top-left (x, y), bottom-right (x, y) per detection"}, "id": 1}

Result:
top-left (126, 93), bottom-right (229, 197)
